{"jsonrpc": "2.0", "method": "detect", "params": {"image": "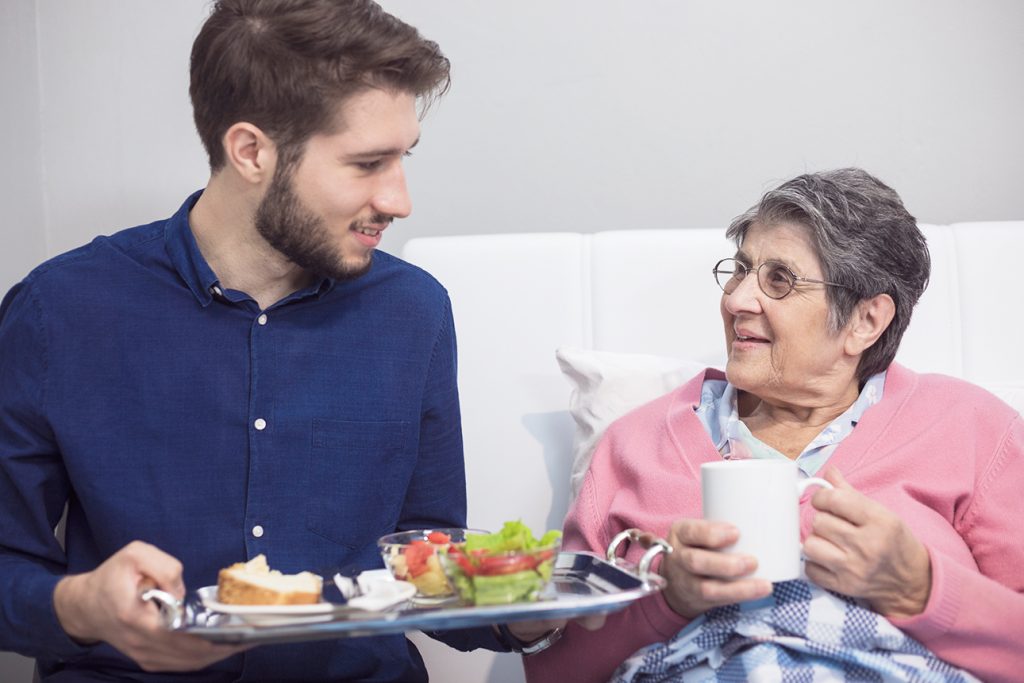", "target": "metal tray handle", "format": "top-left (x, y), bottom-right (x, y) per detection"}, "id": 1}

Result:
top-left (606, 528), bottom-right (672, 581)
top-left (140, 588), bottom-right (186, 629)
